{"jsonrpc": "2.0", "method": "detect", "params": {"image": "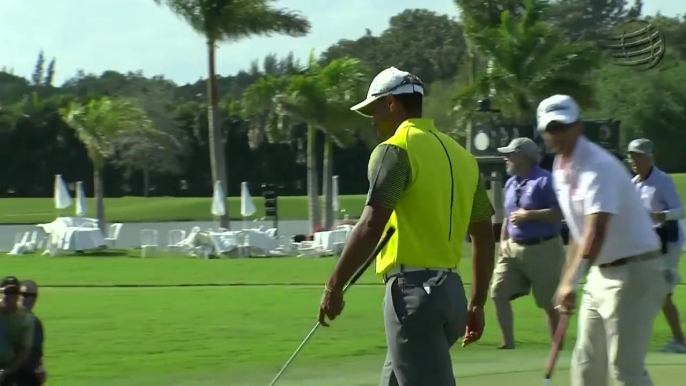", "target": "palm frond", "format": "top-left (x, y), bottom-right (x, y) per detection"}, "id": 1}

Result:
top-left (155, 0), bottom-right (310, 42)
